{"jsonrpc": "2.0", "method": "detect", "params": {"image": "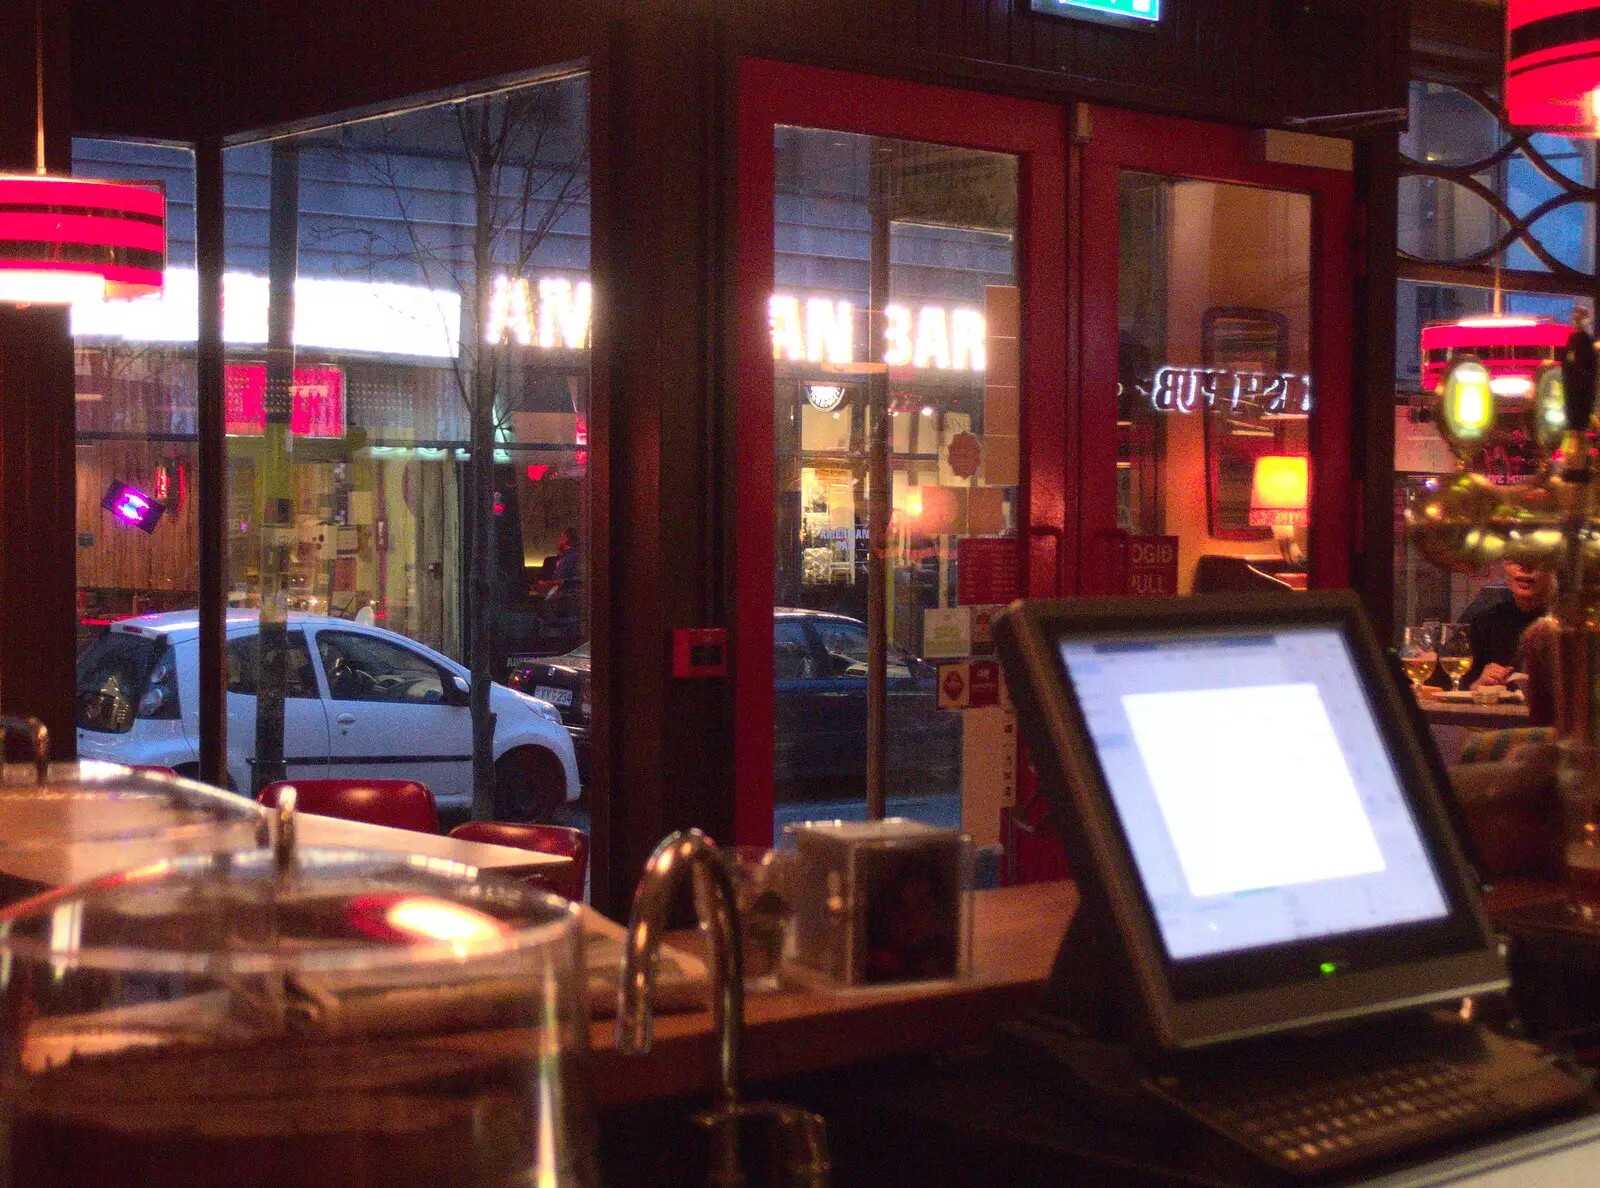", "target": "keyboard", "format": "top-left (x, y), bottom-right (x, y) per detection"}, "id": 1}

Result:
top-left (1144, 1015), bottom-right (1590, 1175)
